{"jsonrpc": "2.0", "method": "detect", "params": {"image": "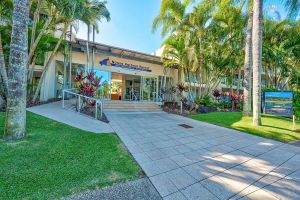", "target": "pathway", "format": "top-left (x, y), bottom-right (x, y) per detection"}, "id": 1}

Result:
top-left (28, 101), bottom-right (113, 133)
top-left (106, 112), bottom-right (300, 200)
top-left (28, 102), bottom-right (300, 199)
